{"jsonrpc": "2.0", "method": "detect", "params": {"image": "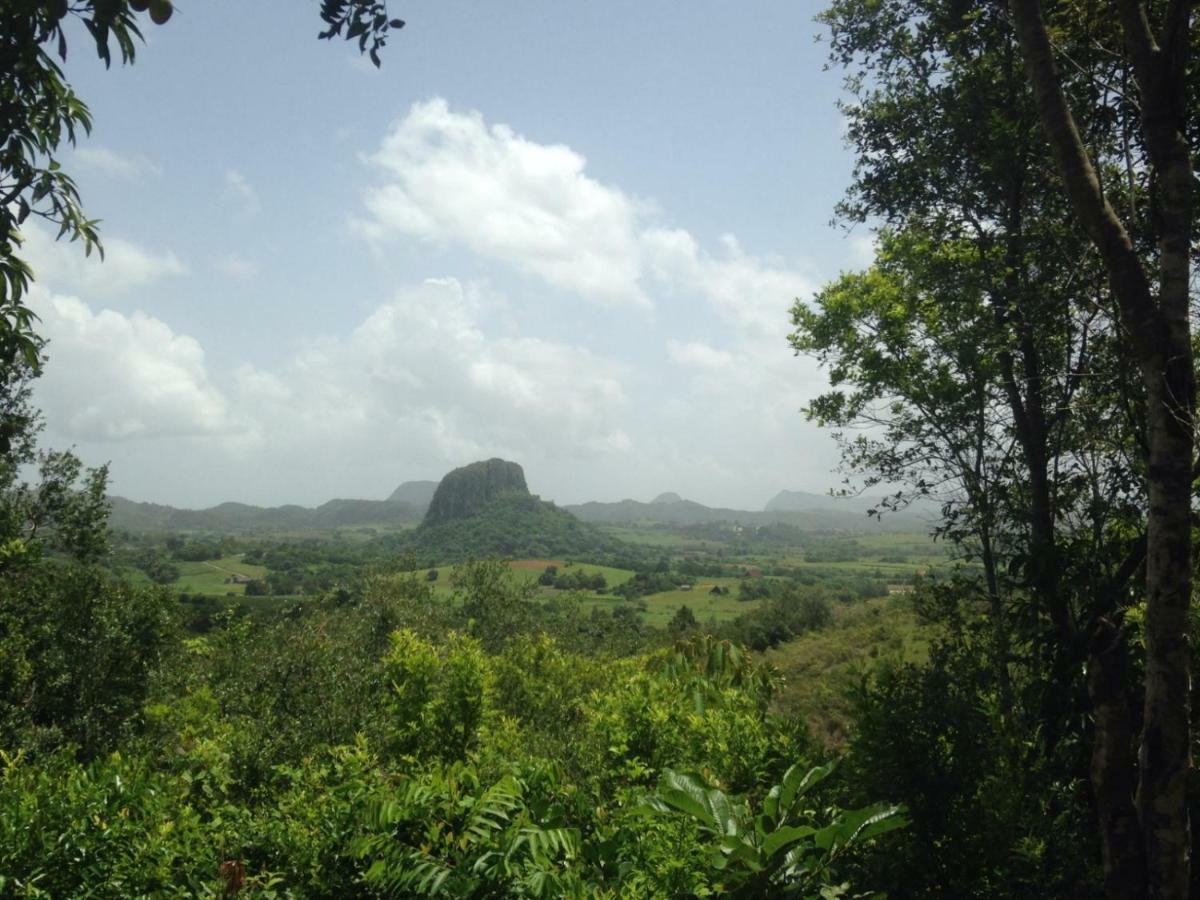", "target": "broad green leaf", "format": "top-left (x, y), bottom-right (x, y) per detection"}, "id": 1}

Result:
top-left (762, 824), bottom-right (817, 859)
